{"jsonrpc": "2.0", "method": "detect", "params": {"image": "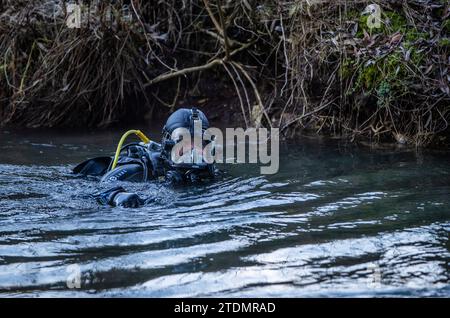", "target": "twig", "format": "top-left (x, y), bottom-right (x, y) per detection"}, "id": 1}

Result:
top-left (144, 58), bottom-right (223, 87)
top-left (216, 0), bottom-right (230, 60)
top-left (144, 42), bottom-right (254, 88)
top-left (231, 61), bottom-right (272, 128)
top-left (18, 41), bottom-right (36, 94)
top-left (223, 62), bottom-right (248, 127)
top-left (201, 0), bottom-right (224, 37)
